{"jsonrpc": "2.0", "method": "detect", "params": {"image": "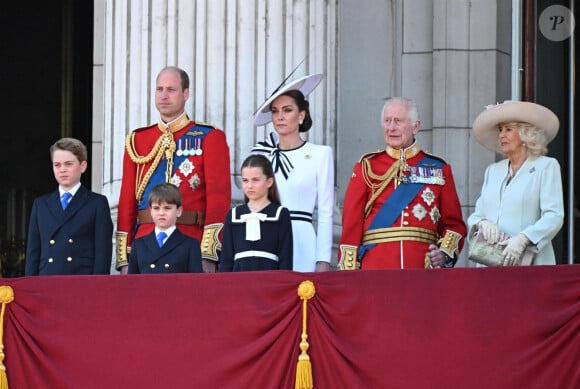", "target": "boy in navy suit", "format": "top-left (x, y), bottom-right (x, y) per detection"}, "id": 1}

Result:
top-left (128, 183), bottom-right (203, 274)
top-left (25, 138), bottom-right (113, 275)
